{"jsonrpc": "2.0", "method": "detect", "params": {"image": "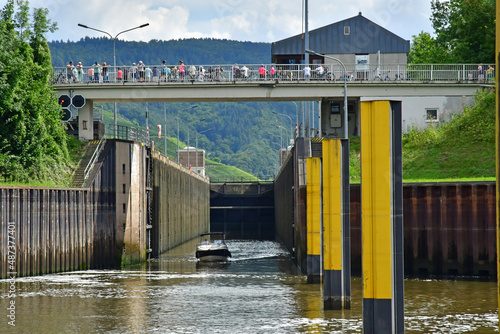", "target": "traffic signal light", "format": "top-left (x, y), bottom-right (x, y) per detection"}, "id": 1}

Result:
top-left (72, 95), bottom-right (85, 108)
top-left (61, 108), bottom-right (72, 122)
top-left (58, 95), bottom-right (71, 108)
